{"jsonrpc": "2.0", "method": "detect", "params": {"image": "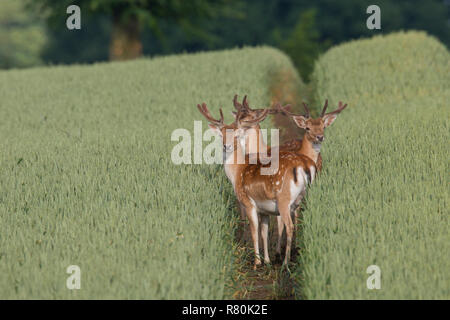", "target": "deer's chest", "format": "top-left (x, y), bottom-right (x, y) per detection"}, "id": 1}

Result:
top-left (255, 199), bottom-right (278, 214)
